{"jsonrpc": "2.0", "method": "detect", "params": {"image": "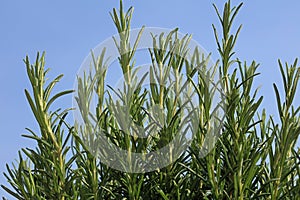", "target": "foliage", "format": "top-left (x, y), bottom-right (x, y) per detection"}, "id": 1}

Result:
top-left (2, 0), bottom-right (300, 199)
